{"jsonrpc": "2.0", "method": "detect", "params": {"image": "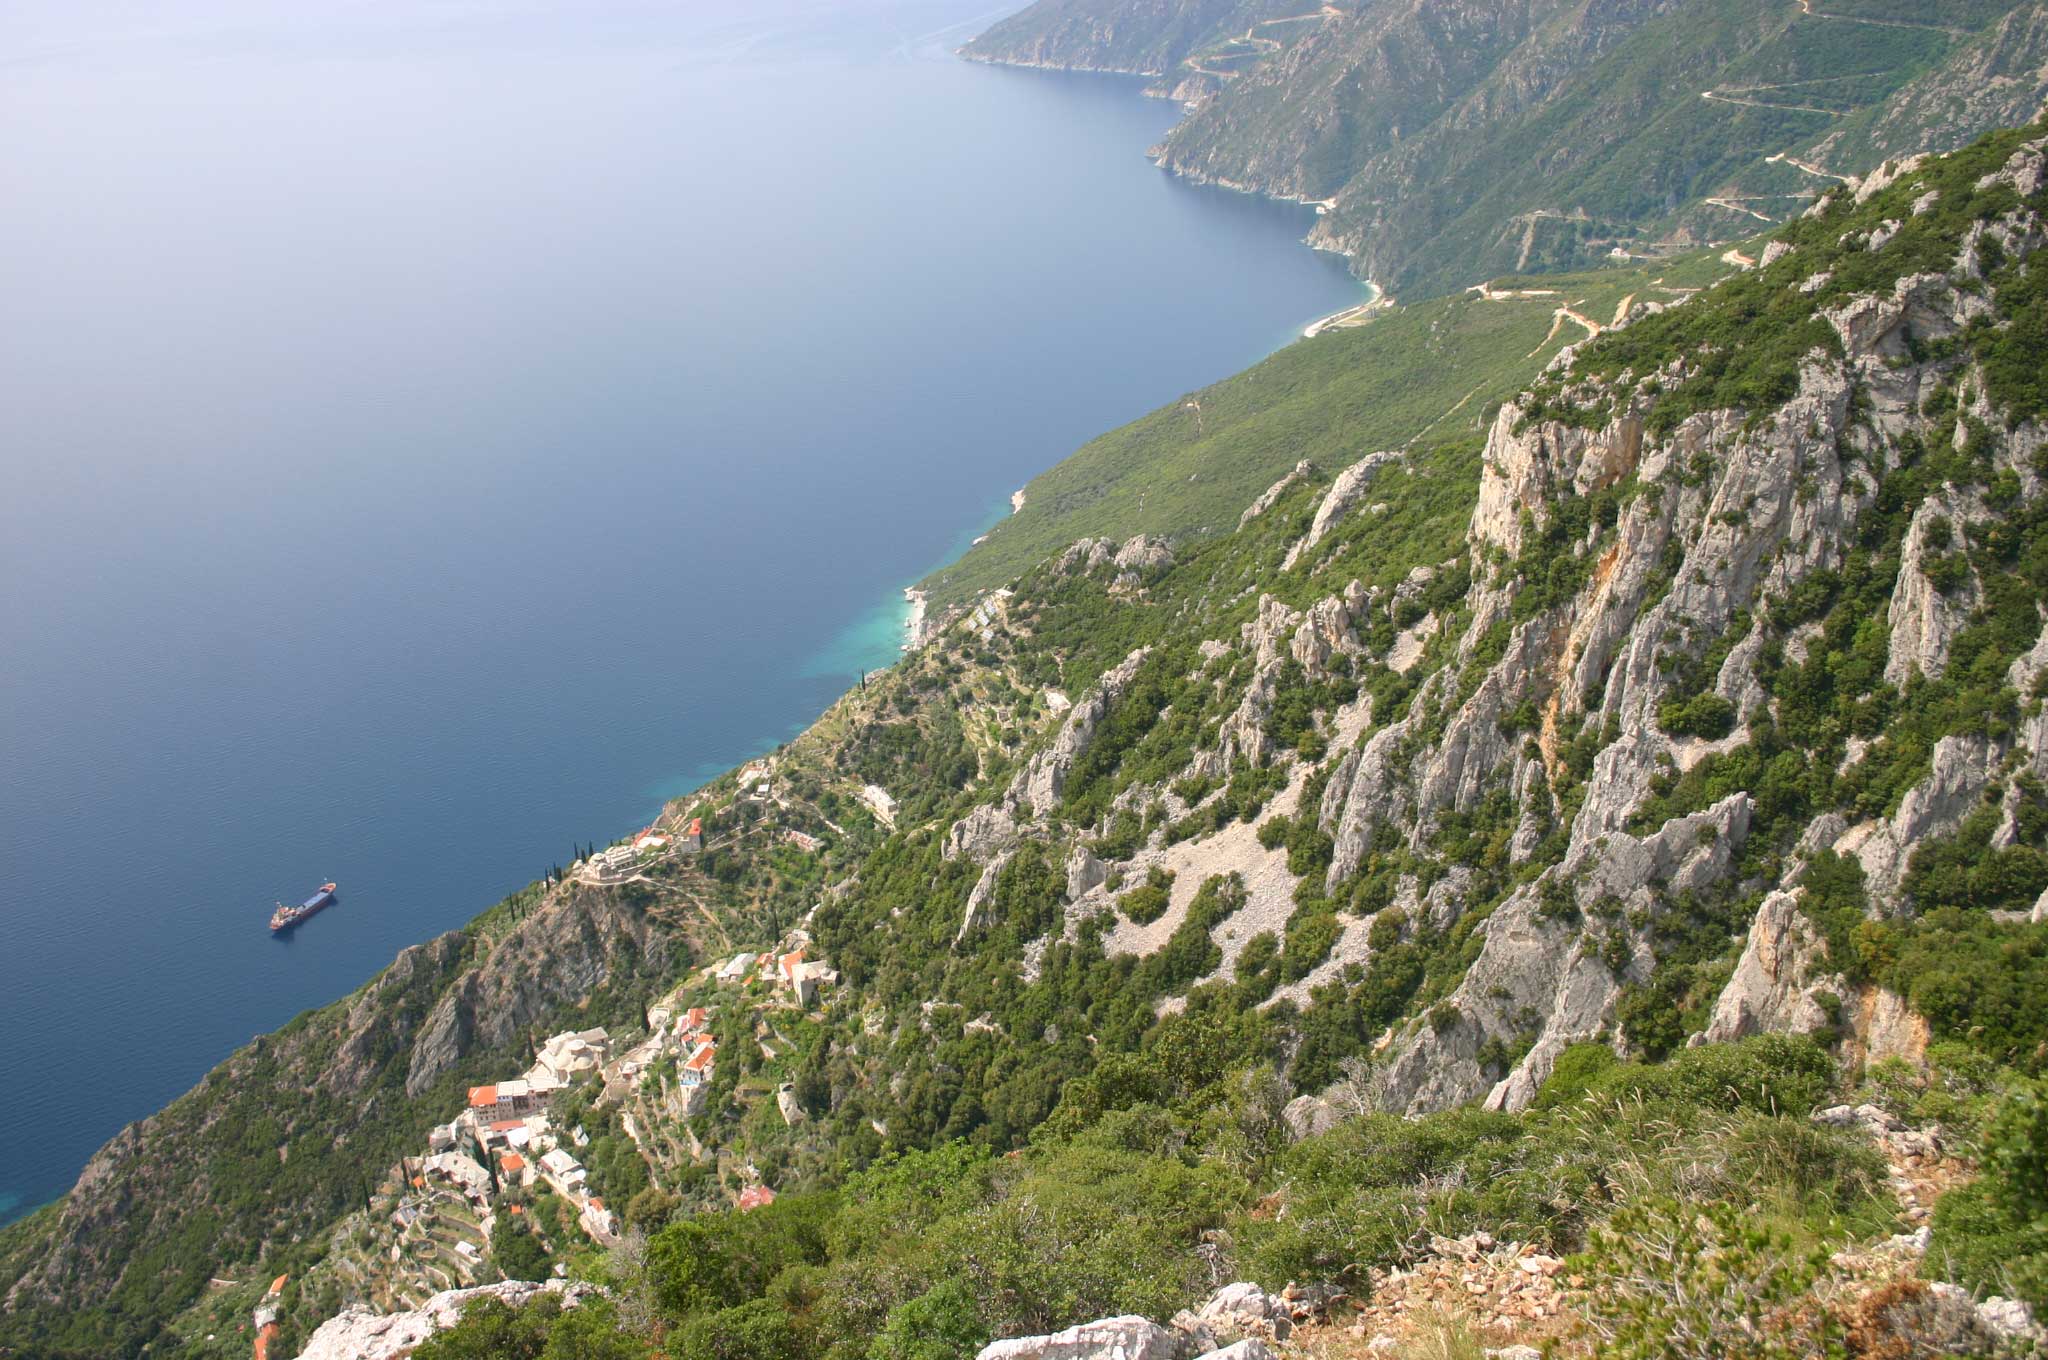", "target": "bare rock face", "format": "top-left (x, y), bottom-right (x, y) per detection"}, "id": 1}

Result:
top-left (1697, 890), bottom-right (1838, 1045)
top-left (957, 849), bottom-right (1017, 946)
top-left (1011, 647), bottom-right (1151, 819)
top-left (1240, 460), bottom-right (1315, 527)
top-left (1283, 453), bottom-right (1403, 570)
top-left (1114, 536), bottom-right (1179, 577)
top-left (946, 804), bottom-right (1020, 864)
top-left (1884, 490), bottom-right (1980, 687)
top-left (294, 1279), bottom-right (605, 1360)
top-left (1057, 538), bottom-right (1118, 575)
top-left (975, 1315), bottom-right (1182, 1360)
top-left (1375, 795), bottom-right (1751, 1116)
top-left (407, 881), bottom-right (684, 1096)
top-left (1068, 843), bottom-right (1108, 900)
top-left (1834, 733), bottom-right (2004, 911)
top-left (1218, 597), bottom-right (1307, 771)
